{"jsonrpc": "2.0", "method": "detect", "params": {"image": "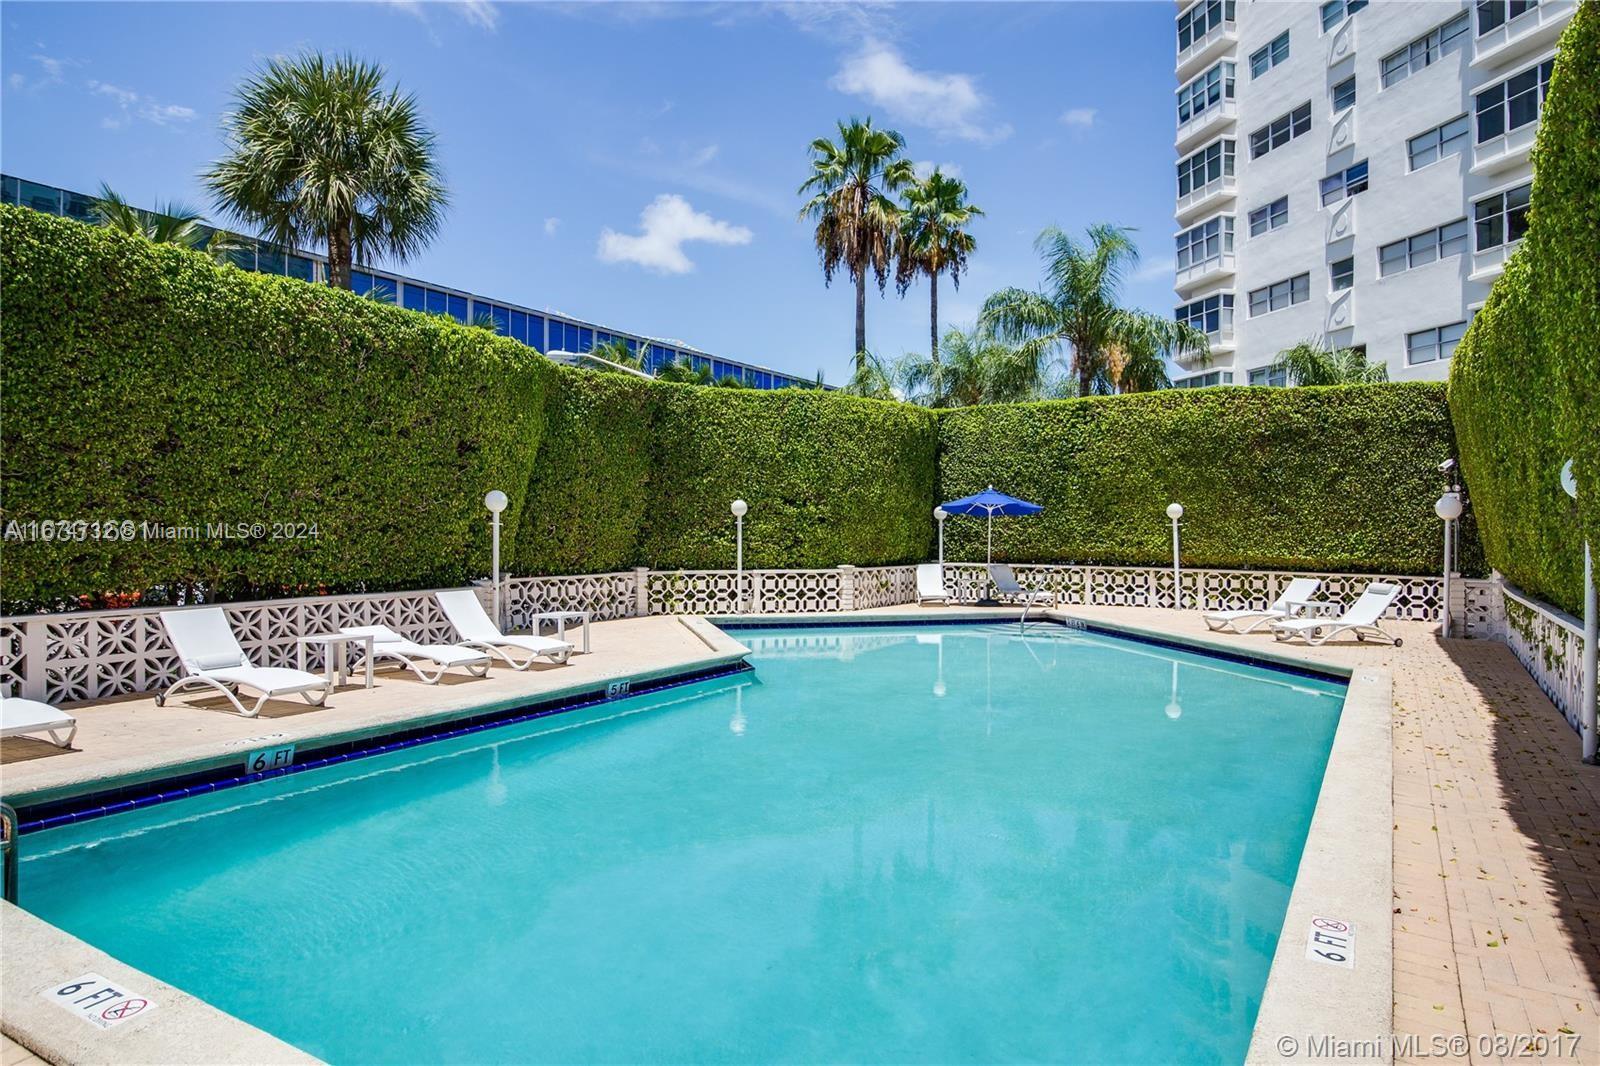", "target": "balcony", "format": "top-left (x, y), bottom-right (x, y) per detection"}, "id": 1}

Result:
top-left (1326, 16), bottom-right (1356, 68)
top-left (1326, 108), bottom-right (1356, 155)
top-left (1472, 1), bottom-right (1575, 70)
top-left (1176, 22), bottom-right (1238, 80)
top-left (1176, 98), bottom-right (1237, 152)
top-left (1471, 121), bottom-right (1538, 175)
top-left (1175, 174), bottom-right (1237, 223)
top-left (1325, 197), bottom-right (1356, 244)
top-left (1470, 240), bottom-right (1521, 281)
top-left (1325, 289), bottom-right (1354, 334)
top-left (1176, 326), bottom-right (1232, 369)
top-left (1175, 252), bottom-right (1236, 293)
